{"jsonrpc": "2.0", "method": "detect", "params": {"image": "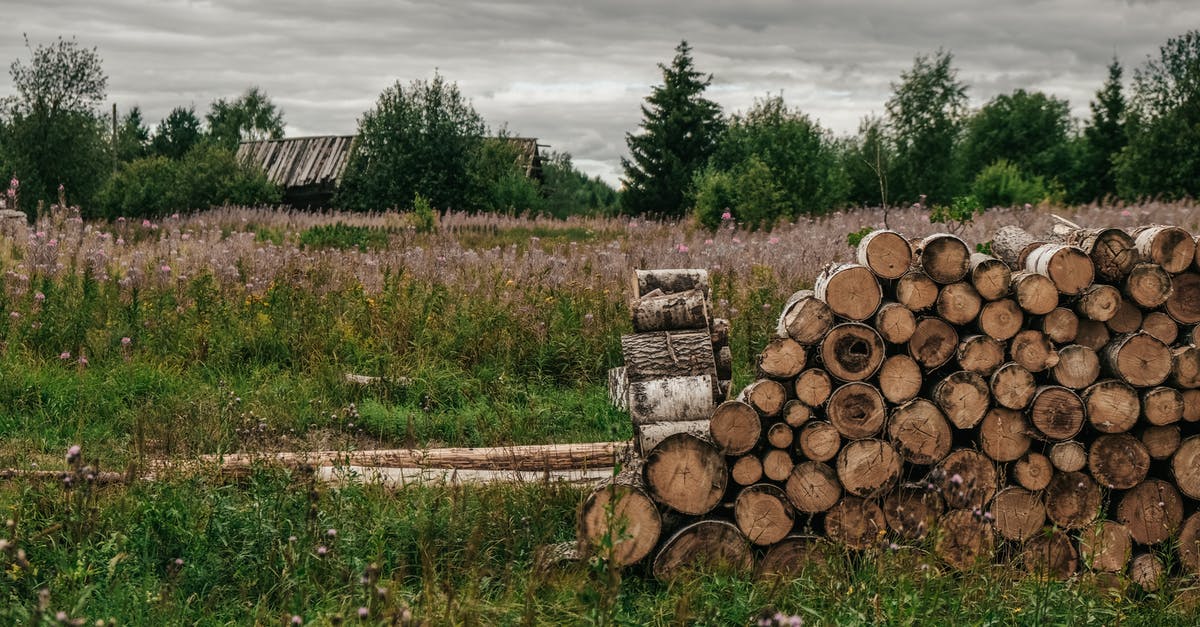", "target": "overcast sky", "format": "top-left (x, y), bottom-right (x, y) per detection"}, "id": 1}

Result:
top-left (3, 0), bottom-right (1196, 185)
